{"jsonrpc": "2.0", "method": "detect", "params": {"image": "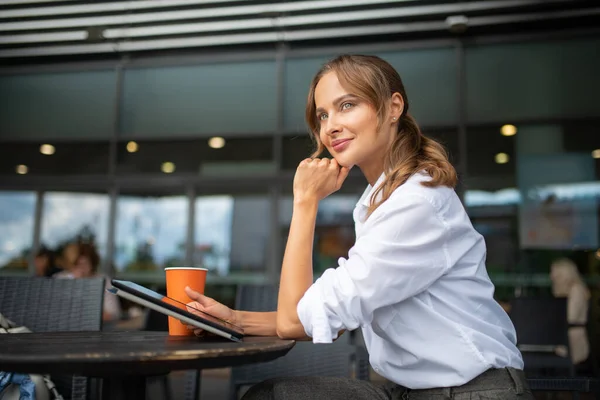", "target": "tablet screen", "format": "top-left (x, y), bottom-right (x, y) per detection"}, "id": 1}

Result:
top-left (111, 280), bottom-right (244, 336)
